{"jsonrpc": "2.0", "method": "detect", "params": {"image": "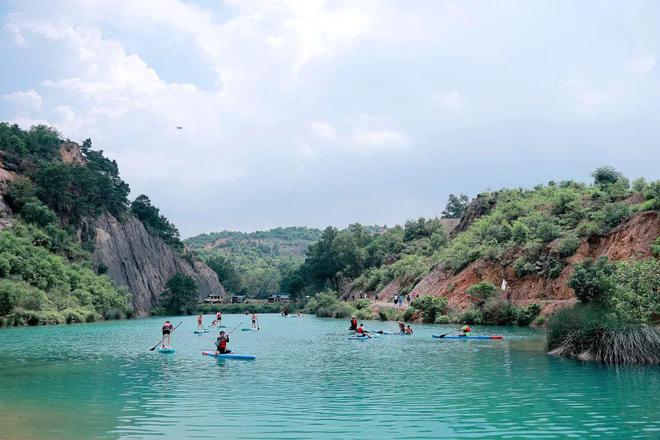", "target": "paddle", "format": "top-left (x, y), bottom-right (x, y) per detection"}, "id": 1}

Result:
top-left (436, 328), bottom-right (463, 338)
top-left (149, 321), bottom-right (183, 351)
top-left (226, 322), bottom-right (243, 336)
